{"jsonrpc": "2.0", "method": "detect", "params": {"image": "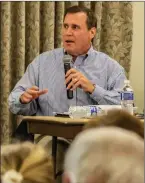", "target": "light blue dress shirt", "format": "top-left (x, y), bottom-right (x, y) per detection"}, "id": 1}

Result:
top-left (8, 46), bottom-right (126, 116)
